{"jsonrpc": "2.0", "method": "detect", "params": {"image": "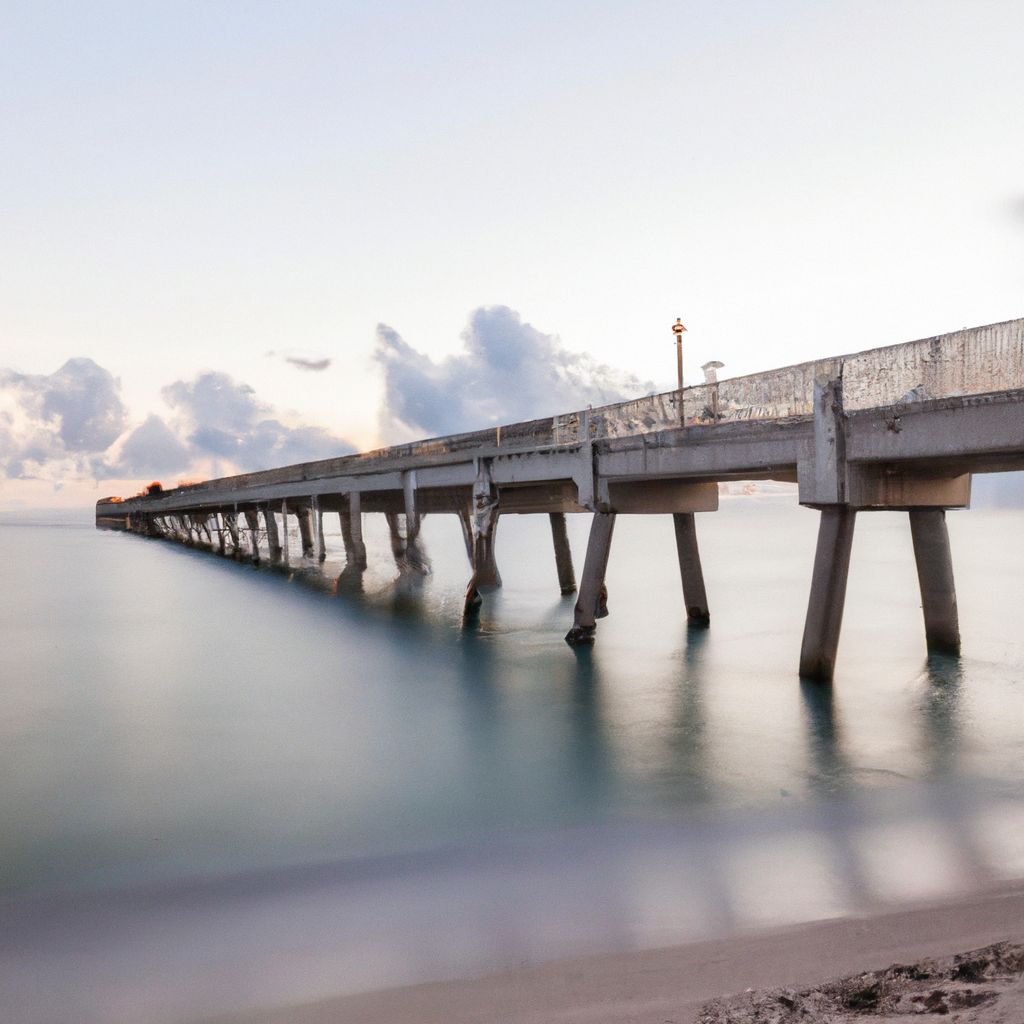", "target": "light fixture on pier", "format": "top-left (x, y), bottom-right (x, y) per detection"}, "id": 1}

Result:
top-left (672, 318), bottom-right (687, 424)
